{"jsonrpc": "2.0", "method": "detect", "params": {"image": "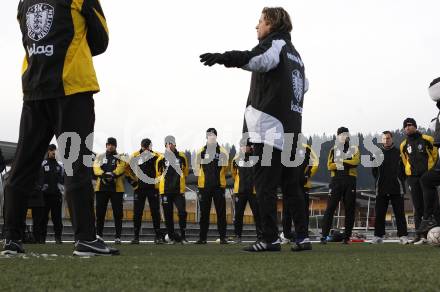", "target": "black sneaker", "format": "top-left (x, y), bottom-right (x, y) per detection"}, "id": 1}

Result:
top-left (130, 238), bottom-right (140, 245)
top-left (243, 239), bottom-right (281, 252)
top-left (291, 239), bottom-right (312, 252)
top-left (220, 238), bottom-right (229, 244)
top-left (55, 237), bottom-right (63, 244)
top-left (1, 240), bottom-right (25, 255)
top-left (73, 239), bottom-right (120, 256)
top-left (417, 216), bottom-right (438, 234)
top-left (342, 238), bottom-right (350, 245)
top-left (154, 236), bottom-right (163, 244)
top-left (320, 237), bottom-right (327, 245)
top-left (194, 239), bottom-right (207, 244)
